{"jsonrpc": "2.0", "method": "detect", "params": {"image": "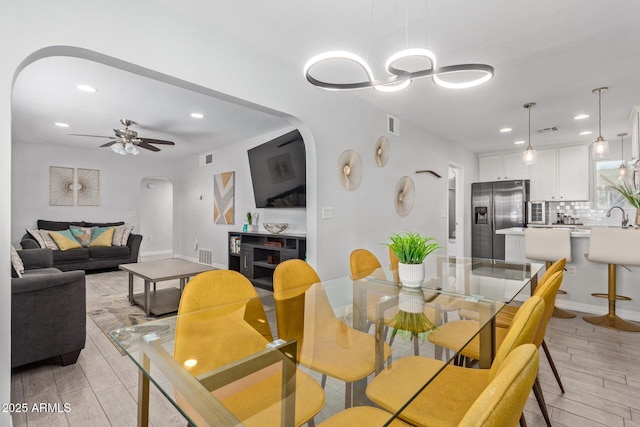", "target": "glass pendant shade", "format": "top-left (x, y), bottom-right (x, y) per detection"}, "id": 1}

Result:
top-left (592, 136), bottom-right (609, 158)
top-left (523, 102), bottom-right (536, 165)
top-left (523, 145), bottom-right (537, 165)
top-left (618, 133), bottom-right (628, 179)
